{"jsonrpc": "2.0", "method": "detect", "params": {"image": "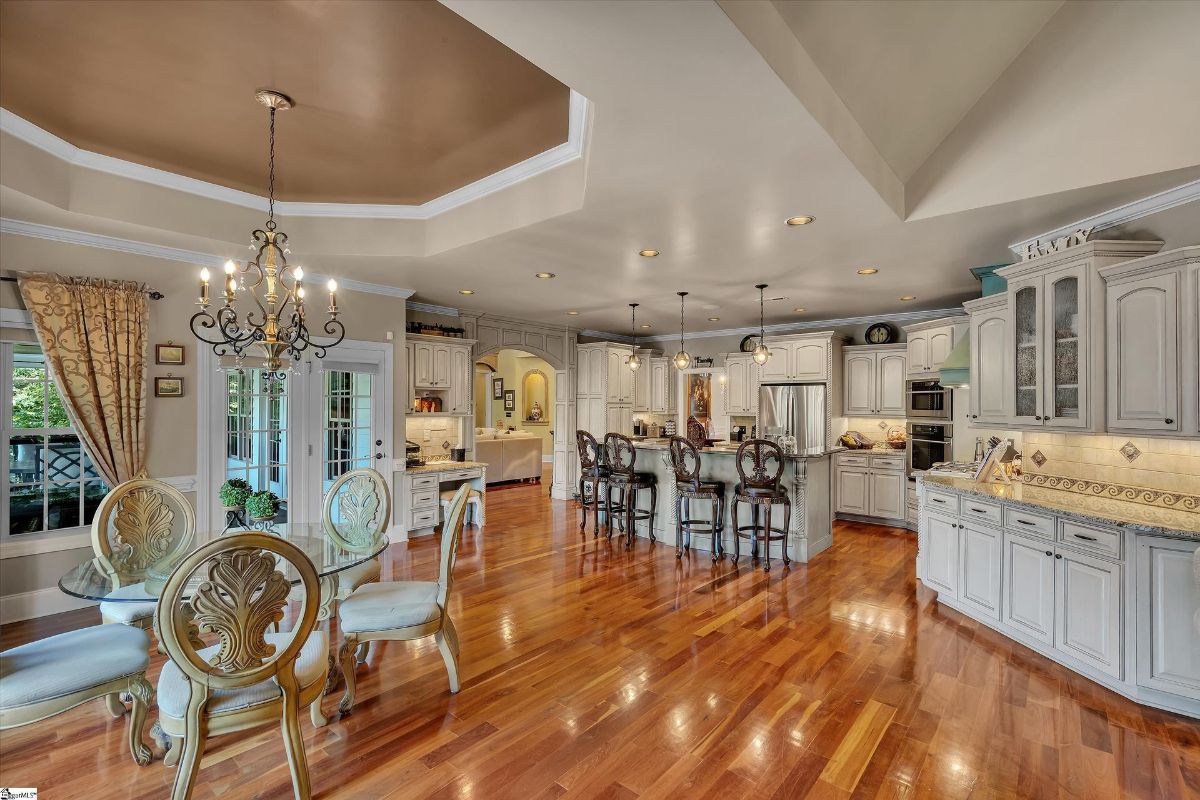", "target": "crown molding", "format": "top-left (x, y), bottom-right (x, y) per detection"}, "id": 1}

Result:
top-left (1009, 179), bottom-right (1200, 257)
top-left (580, 329), bottom-right (634, 344)
top-left (0, 218), bottom-right (415, 299)
top-left (603, 307), bottom-right (968, 343)
top-left (406, 301), bottom-right (460, 317)
top-left (1, 90), bottom-right (590, 221)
